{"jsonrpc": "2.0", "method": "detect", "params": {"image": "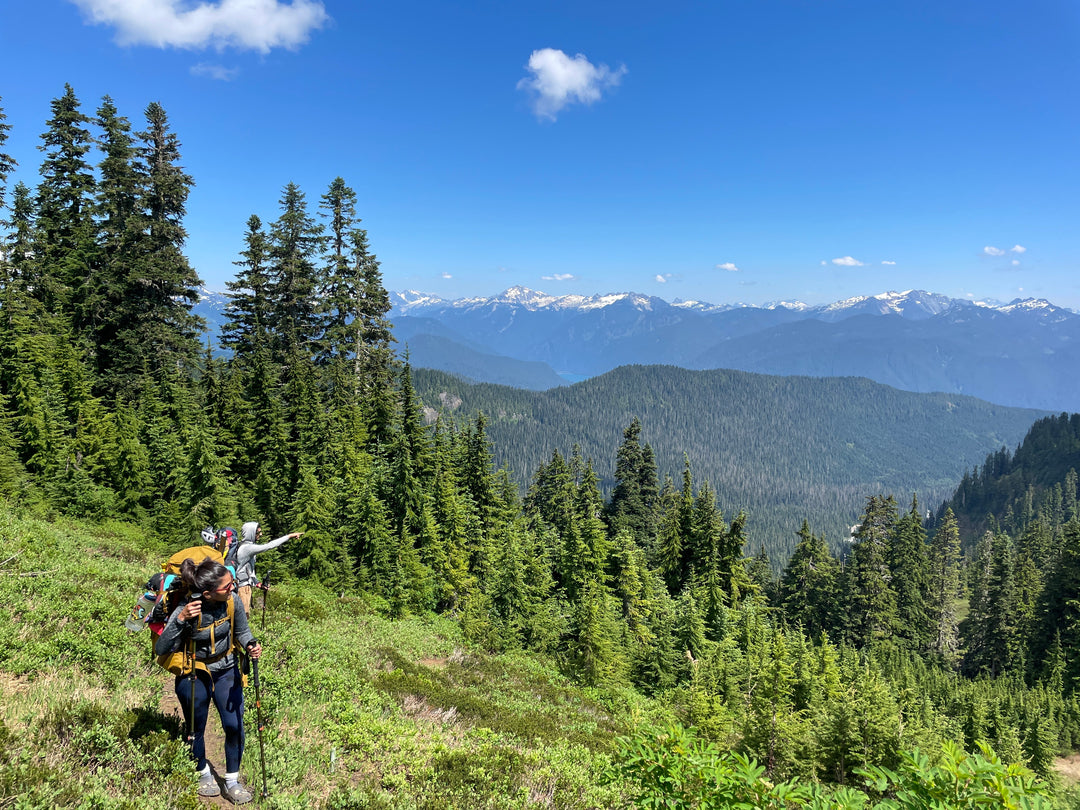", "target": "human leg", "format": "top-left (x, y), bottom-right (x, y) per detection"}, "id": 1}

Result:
top-left (211, 666), bottom-right (246, 774)
top-left (174, 672), bottom-right (212, 770)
